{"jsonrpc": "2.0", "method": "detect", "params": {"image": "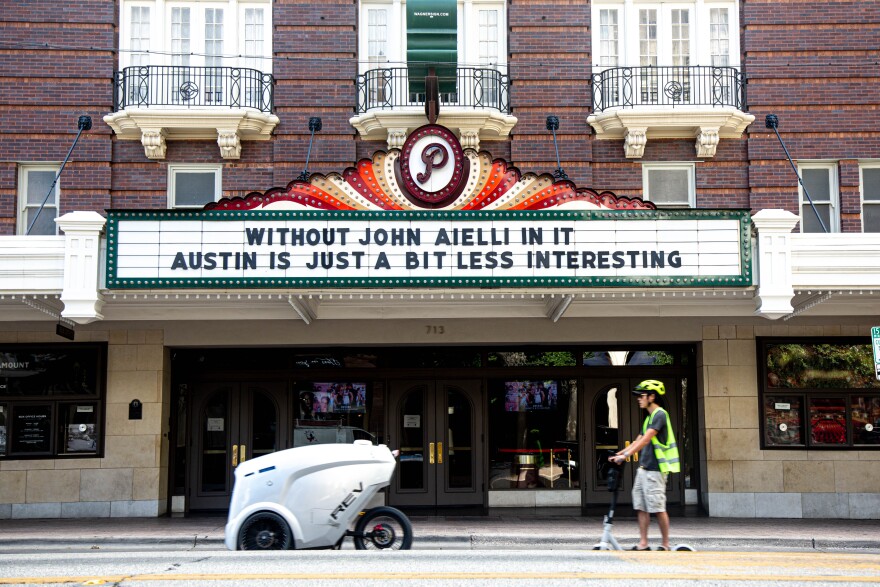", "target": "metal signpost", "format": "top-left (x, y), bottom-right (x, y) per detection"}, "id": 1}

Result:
top-left (872, 326), bottom-right (880, 380)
